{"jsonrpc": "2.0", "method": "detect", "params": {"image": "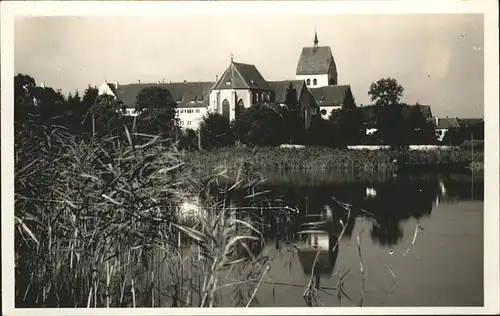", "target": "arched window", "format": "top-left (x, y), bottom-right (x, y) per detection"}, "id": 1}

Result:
top-left (306, 79), bottom-right (311, 86)
top-left (313, 79), bottom-right (317, 86)
top-left (236, 99), bottom-right (245, 117)
top-left (252, 92), bottom-right (258, 104)
top-left (222, 99), bottom-right (230, 119)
